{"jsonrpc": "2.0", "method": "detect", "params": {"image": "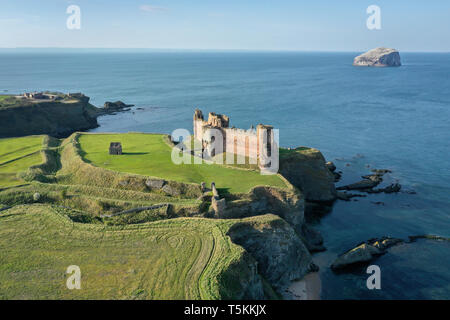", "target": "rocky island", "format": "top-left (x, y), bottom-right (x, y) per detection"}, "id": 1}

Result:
top-left (353, 47), bottom-right (401, 67)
